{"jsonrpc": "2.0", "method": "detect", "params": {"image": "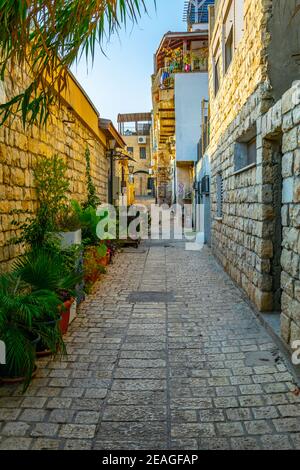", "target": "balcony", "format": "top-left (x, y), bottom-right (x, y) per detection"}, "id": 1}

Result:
top-left (152, 58), bottom-right (208, 93)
